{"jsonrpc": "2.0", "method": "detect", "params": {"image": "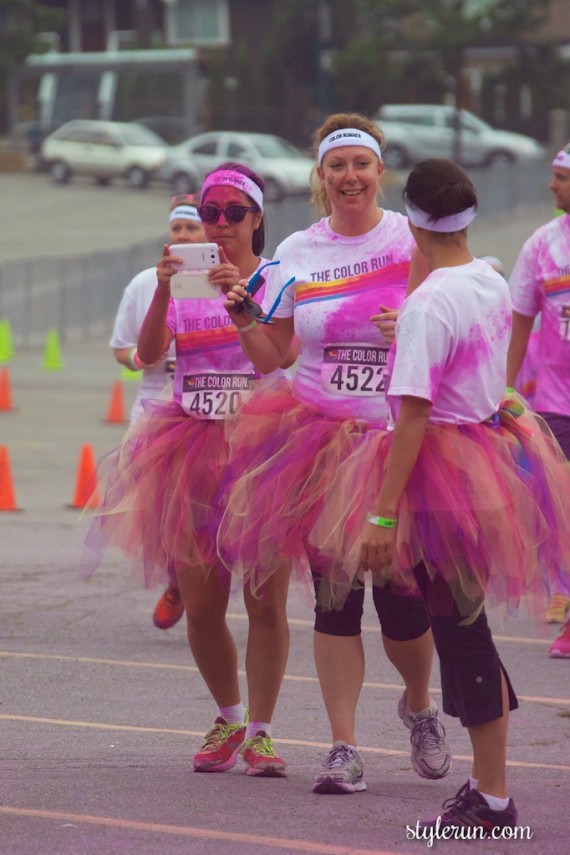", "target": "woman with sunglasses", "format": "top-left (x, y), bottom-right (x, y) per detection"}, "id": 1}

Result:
top-left (221, 114), bottom-right (451, 794)
top-left (85, 163), bottom-right (295, 778)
